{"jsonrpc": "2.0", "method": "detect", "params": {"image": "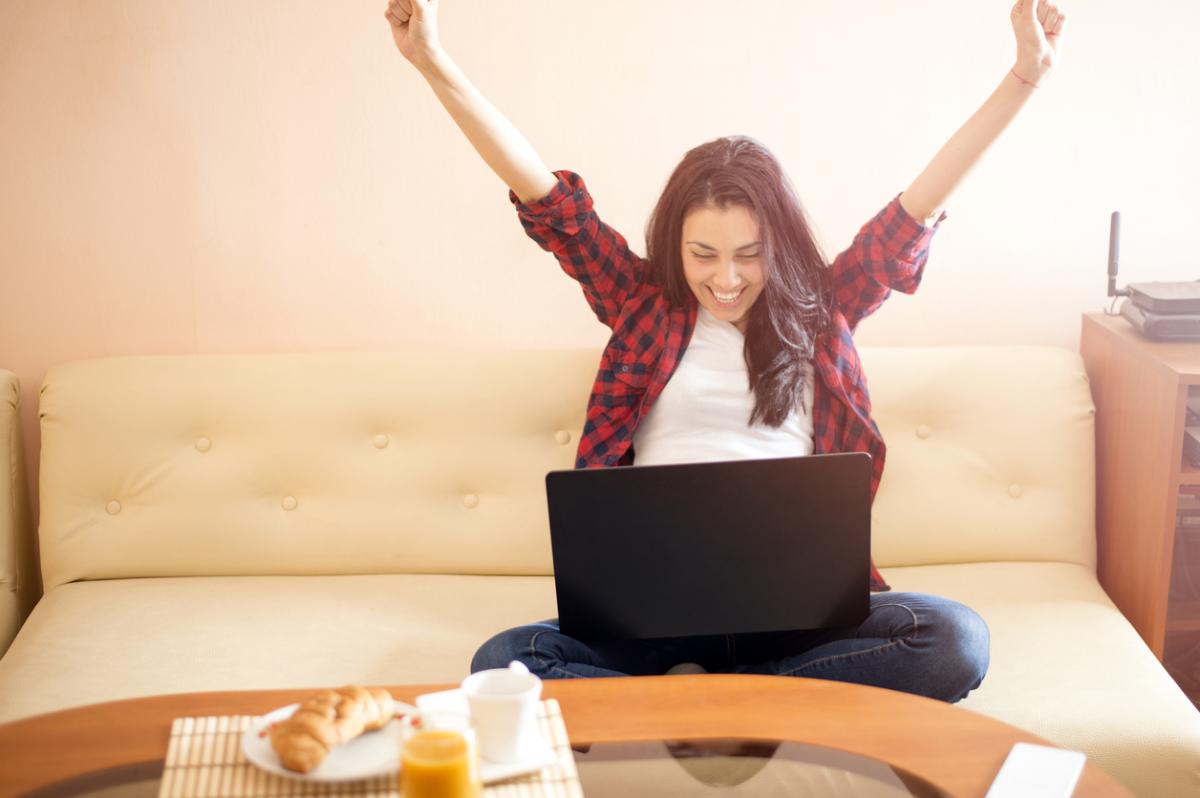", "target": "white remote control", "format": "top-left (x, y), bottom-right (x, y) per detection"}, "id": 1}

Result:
top-left (984, 742), bottom-right (1087, 798)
